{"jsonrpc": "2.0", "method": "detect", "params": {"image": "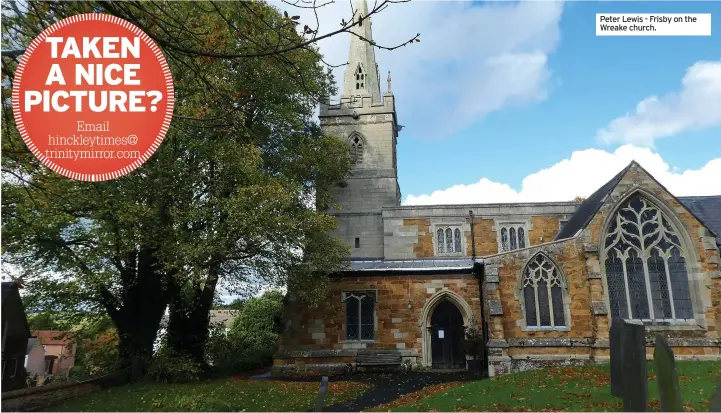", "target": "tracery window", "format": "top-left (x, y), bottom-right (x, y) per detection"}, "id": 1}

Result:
top-left (604, 194), bottom-right (694, 321)
top-left (522, 254), bottom-right (566, 328)
top-left (343, 291), bottom-right (375, 341)
top-left (435, 226), bottom-right (463, 256)
top-left (499, 224), bottom-right (527, 252)
top-left (355, 65), bottom-right (365, 90)
top-left (349, 135), bottom-right (363, 166)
